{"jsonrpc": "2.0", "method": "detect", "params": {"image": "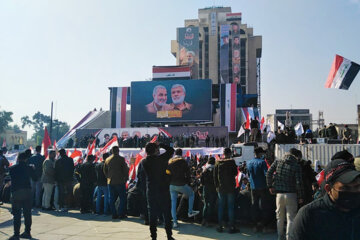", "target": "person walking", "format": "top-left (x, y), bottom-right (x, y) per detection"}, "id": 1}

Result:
top-left (142, 142), bottom-right (175, 240)
top-left (8, 152), bottom-right (36, 240)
